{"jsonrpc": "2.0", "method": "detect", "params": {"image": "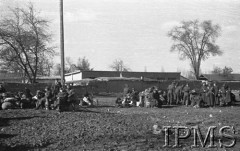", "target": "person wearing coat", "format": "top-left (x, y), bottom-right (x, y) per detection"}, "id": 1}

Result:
top-left (183, 83), bottom-right (190, 106)
top-left (213, 82), bottom-right (219, 106)
top-left (207, 83), bottom-right (215, 107)
top-left (167, 82), bottom-right (175, 105)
